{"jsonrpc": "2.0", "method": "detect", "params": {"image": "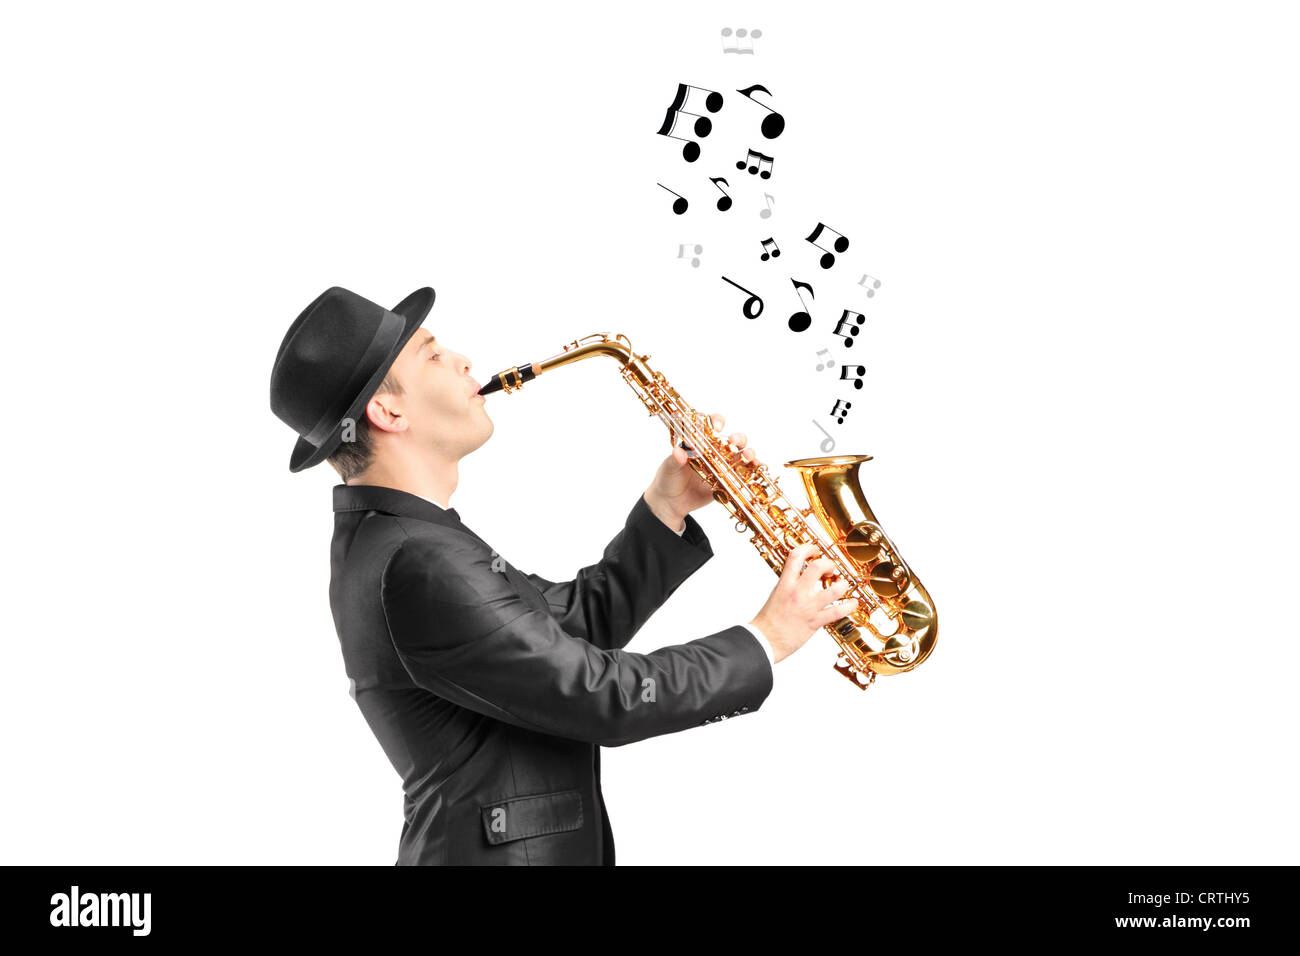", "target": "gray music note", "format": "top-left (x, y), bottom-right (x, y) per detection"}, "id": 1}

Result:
top-left (721, 27), bottom-right (762, 55)
top-left (858, 274), bottom-right (882, 297)
top-left (677, 244), bottom-right (703, 268)
top-left (812, 419), bottom-right (835, 453)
